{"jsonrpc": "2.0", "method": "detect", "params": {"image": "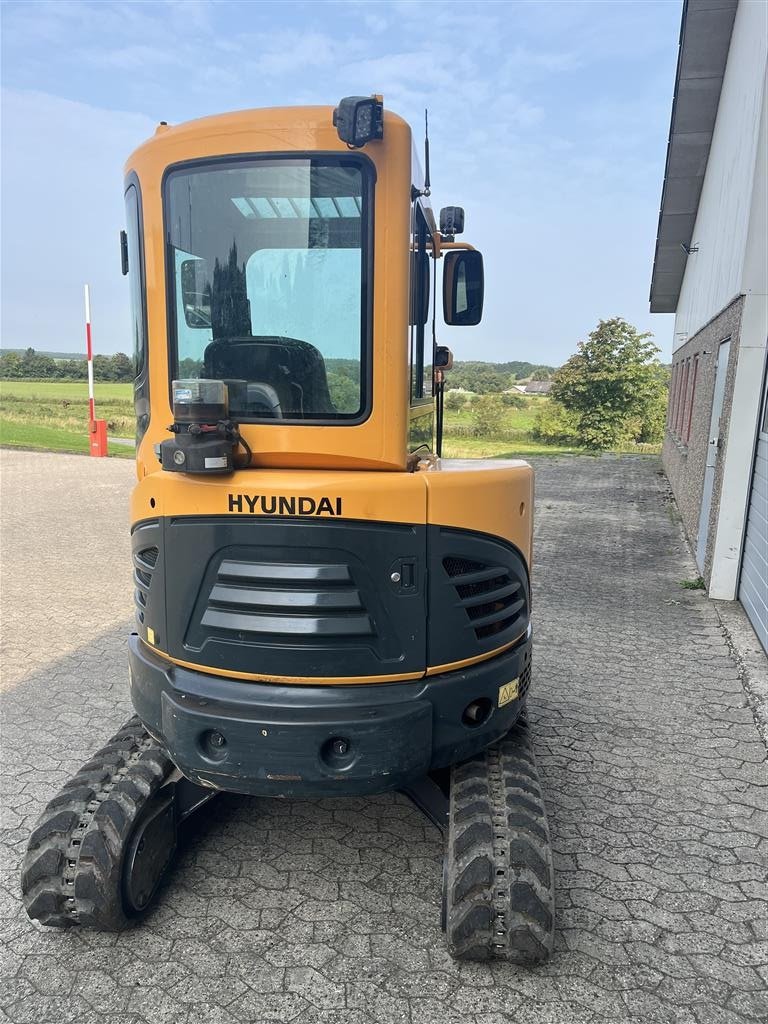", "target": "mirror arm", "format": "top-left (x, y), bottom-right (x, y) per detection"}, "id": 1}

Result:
top-left (431, 235), bottom-right (477, 259)
top-left (439, 241), bottom-right (477, 252)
